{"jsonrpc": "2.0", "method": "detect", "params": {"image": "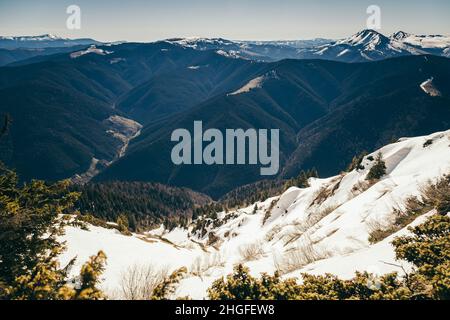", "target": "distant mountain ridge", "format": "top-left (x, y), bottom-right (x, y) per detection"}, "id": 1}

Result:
top-left (1, 30), bottom-right (449, 65)
top-left (0, 34), bottom-right (101, 66)
top-left (295, 29), bottom-right (450, 62)
top-left (0, 34), bottom-right (100, 49)
top-left (166, 30), bottom-right (450, 62)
